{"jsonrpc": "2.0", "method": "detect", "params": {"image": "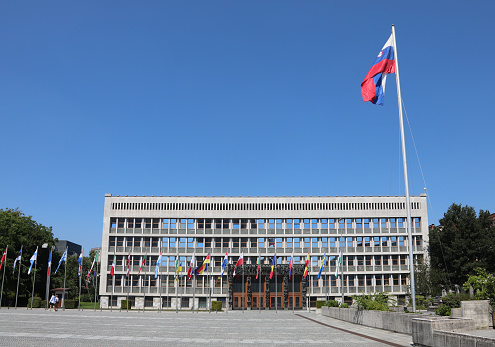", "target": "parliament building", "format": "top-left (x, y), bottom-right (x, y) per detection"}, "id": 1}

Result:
top-left (99, 194), bottom-right (428, 310)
